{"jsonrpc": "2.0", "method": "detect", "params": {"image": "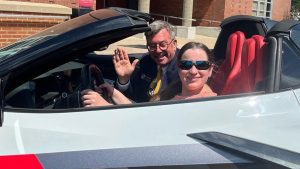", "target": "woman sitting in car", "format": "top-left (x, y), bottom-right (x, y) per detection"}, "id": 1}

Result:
top-left (81, 42), bottom-right (216, 106)
top-left (159, 41), bottom-right (217, 100)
